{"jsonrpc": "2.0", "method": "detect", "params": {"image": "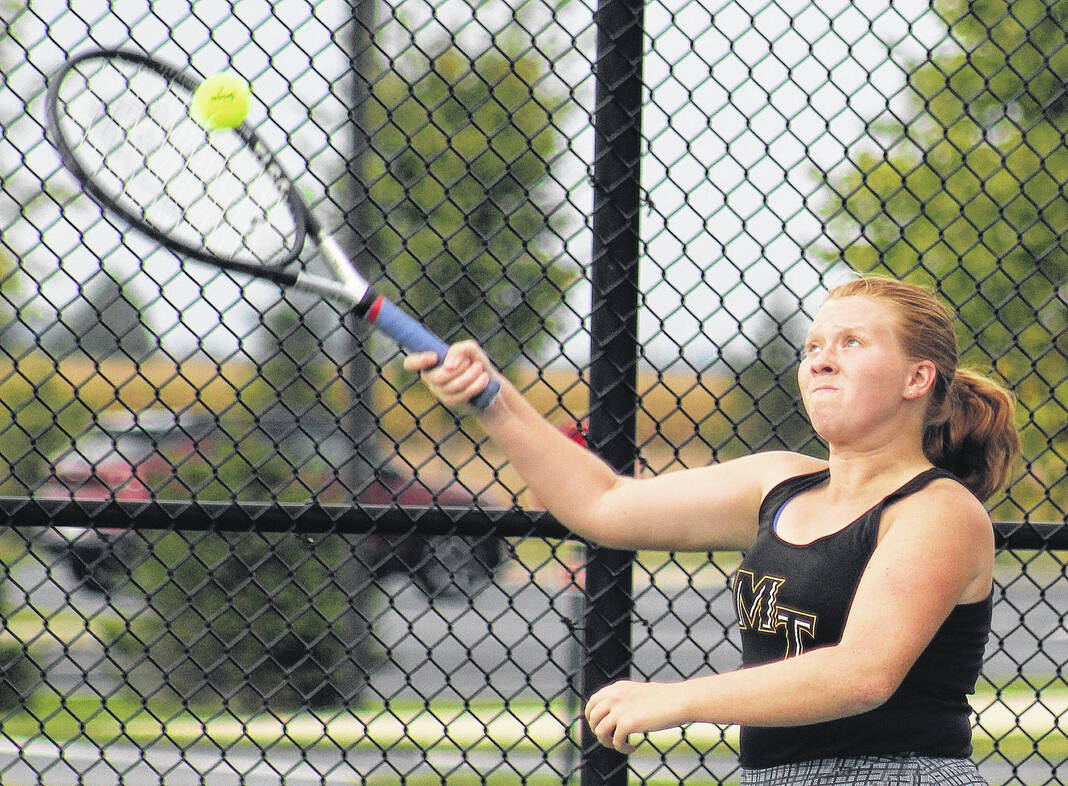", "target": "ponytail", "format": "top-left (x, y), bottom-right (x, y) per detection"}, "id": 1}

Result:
top-left (922, 368), bottom-right (1020, 502)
